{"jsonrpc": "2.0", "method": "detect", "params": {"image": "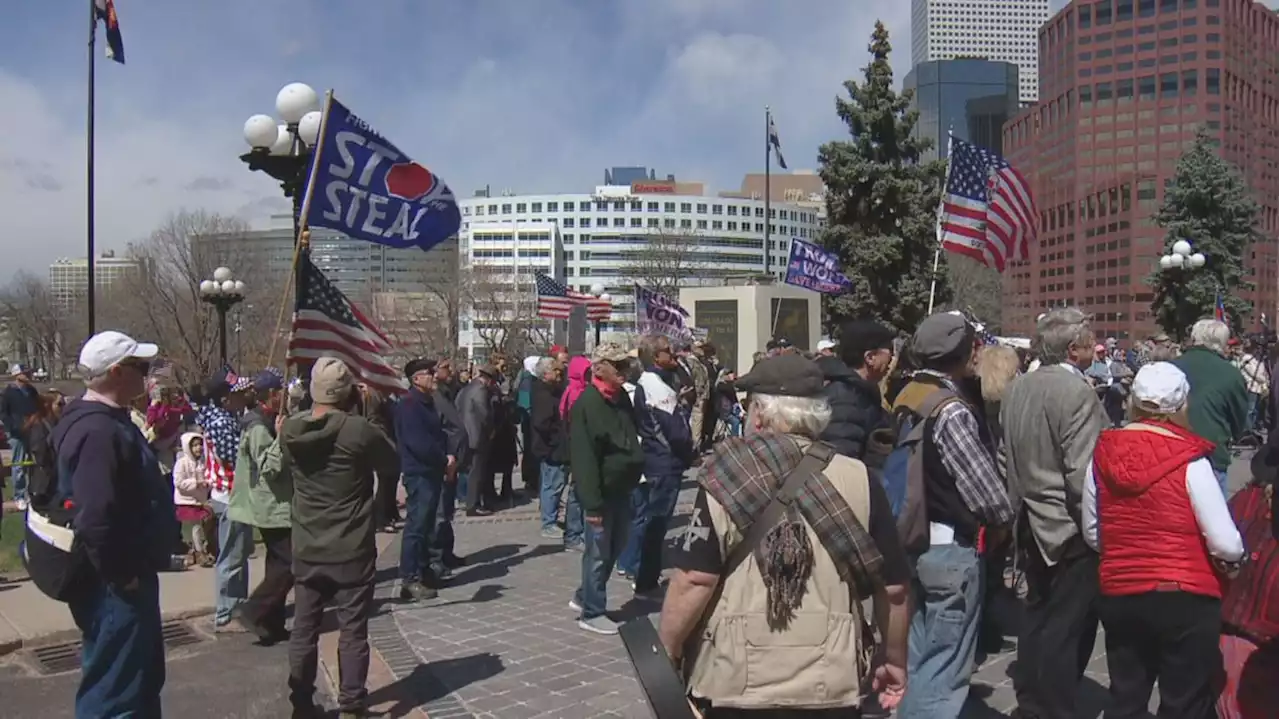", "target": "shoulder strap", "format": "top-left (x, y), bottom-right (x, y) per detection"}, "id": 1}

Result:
top-left (723, 441), bottom-right (837, 573)
top-left (916, 387), bottom-right (960, 420)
